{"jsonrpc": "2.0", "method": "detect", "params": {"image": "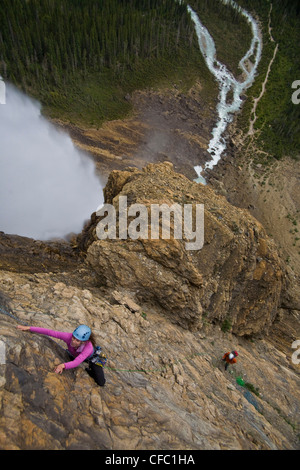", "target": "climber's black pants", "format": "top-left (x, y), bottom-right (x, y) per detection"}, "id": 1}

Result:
top-left (86, 361), bottom-right (106, 387)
